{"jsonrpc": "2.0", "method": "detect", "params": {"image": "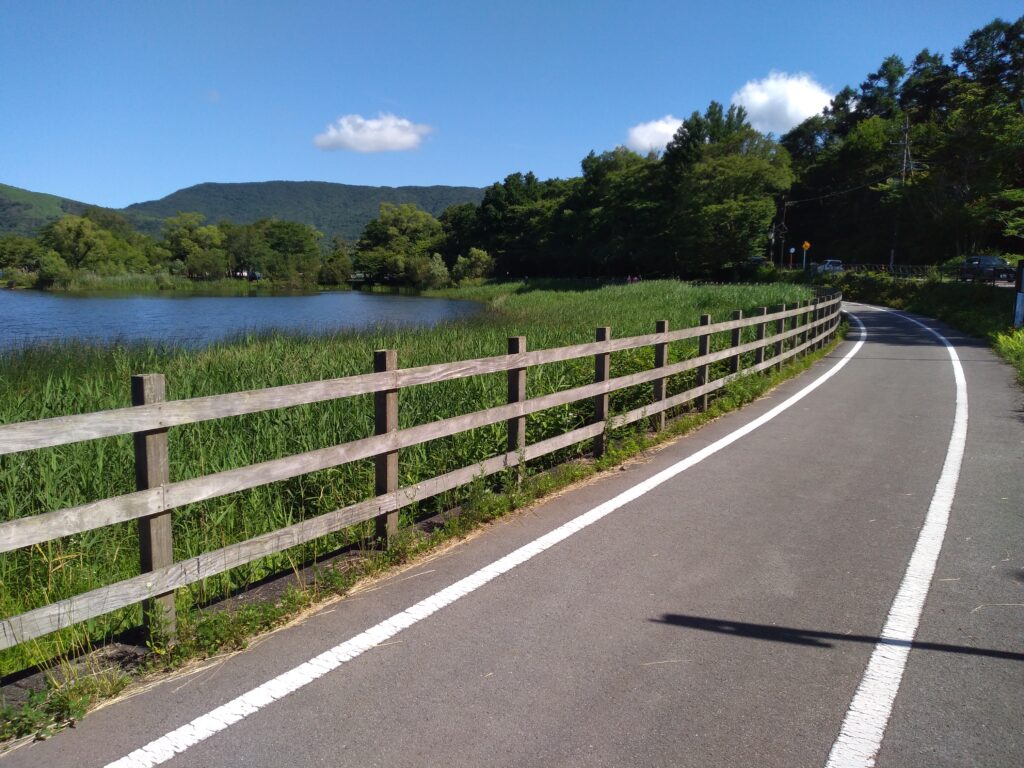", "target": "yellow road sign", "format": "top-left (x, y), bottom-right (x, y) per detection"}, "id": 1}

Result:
top-left (803, 241), bottom-right (811, 250)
